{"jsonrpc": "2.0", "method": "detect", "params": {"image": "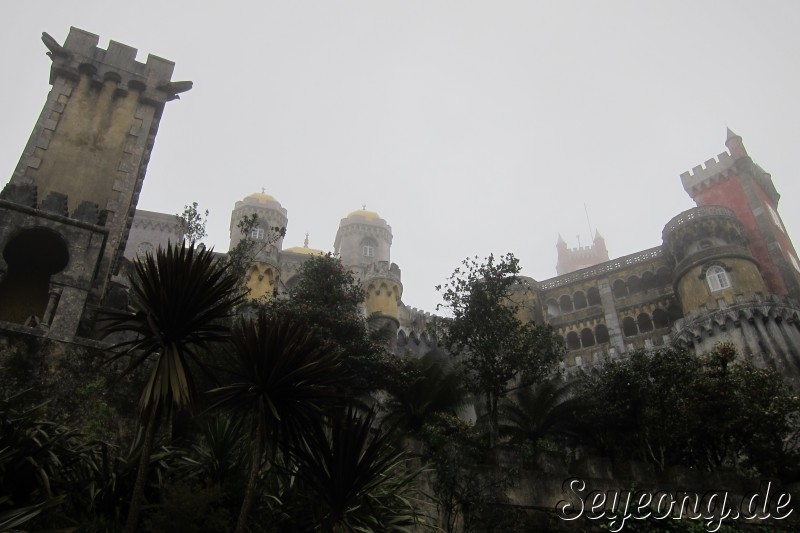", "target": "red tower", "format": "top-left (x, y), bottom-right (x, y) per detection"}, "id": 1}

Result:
top-left (555, 231), bottom-right (609, 276)
top-left (680, 129), bottom-right (800, 299)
